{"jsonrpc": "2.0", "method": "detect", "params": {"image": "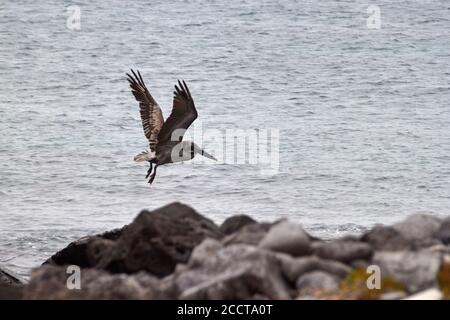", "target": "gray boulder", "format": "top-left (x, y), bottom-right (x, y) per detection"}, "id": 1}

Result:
top-left (172, 244), bottom-right (291, 299)
top-left (188, 238), bottom-right (223, 268)
top-left (392, 214), bottom-right (441, 241)
top-left (313, 240), bottom-right (372, 263)
top-left (259, 221), bottom-right (311, 256)
top-left (361, 225), bottom-right (411, 251)
top-left (222, 222), bottom-right (269, 246)
top-left (23, 265), bottom-right (174, 299)
top-left (372, 250), bottom-right (442, 293)
top-left (296, 271), bottom-right (339, 294)
top-left (276, 254), bottom-right (351, 283)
